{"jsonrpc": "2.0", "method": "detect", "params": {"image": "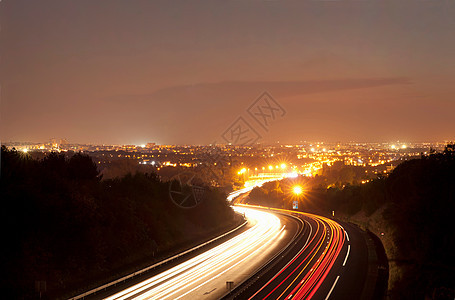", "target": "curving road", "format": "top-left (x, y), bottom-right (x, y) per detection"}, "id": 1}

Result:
top-left (225, 205), bottom-right (369, 300)
top-left (87, 199), bottom-right (370, 300)
top-left (240, 206), bottom-right (346, 299)
top-left (100, 206), bottom-right (300, 300)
